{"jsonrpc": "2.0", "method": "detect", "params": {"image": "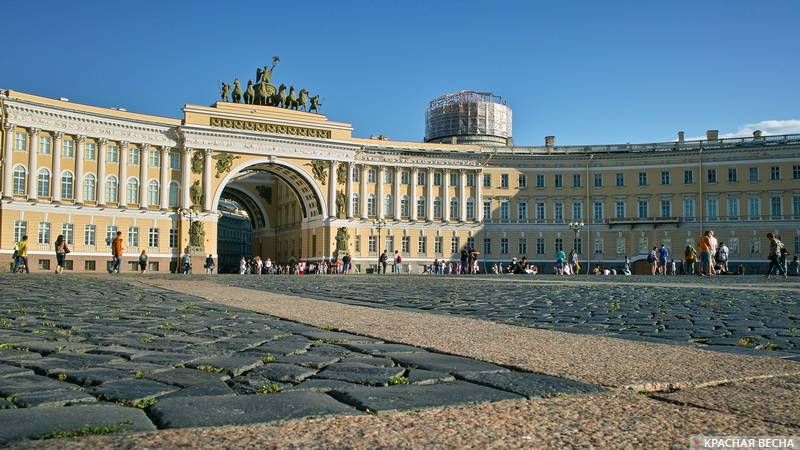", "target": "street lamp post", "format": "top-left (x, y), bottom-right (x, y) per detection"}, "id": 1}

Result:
top-left (373, 218), bottom-right (386, 274)
top-left (568, 221), bottom-right (584, 274)
top-left (178, 207), bottom-right (199, 252)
